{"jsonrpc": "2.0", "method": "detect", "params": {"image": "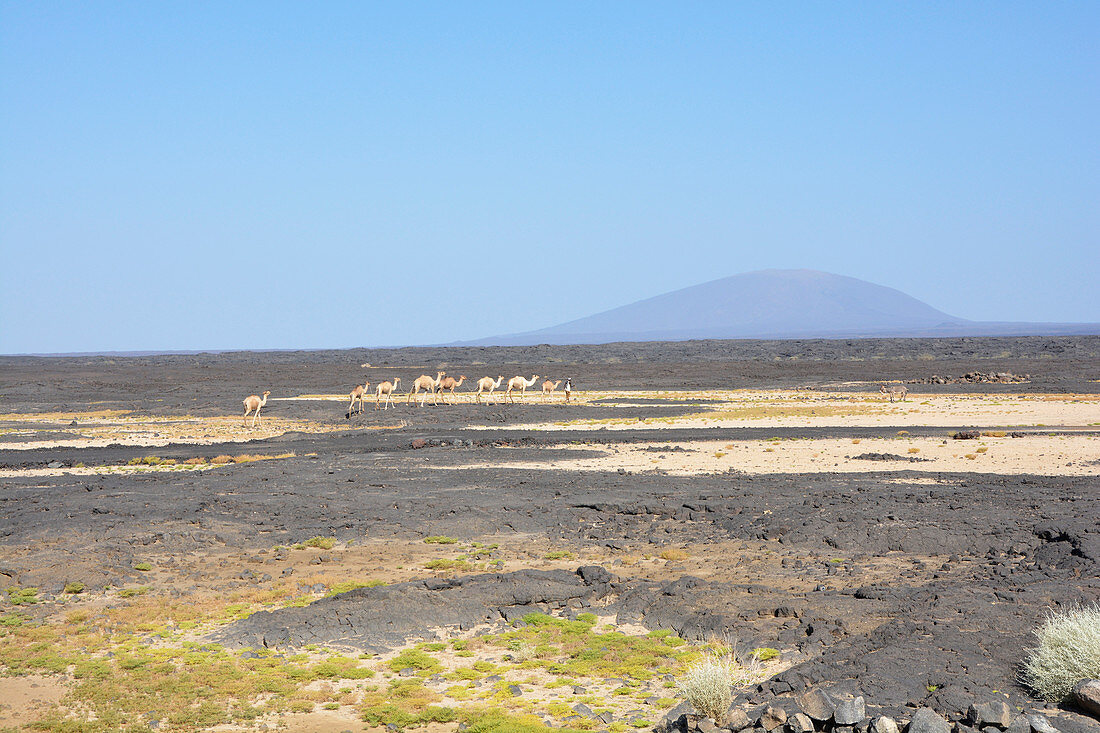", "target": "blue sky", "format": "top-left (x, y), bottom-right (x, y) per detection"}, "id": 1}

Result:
top-left (2, 2), bottom-right (1097, 353)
